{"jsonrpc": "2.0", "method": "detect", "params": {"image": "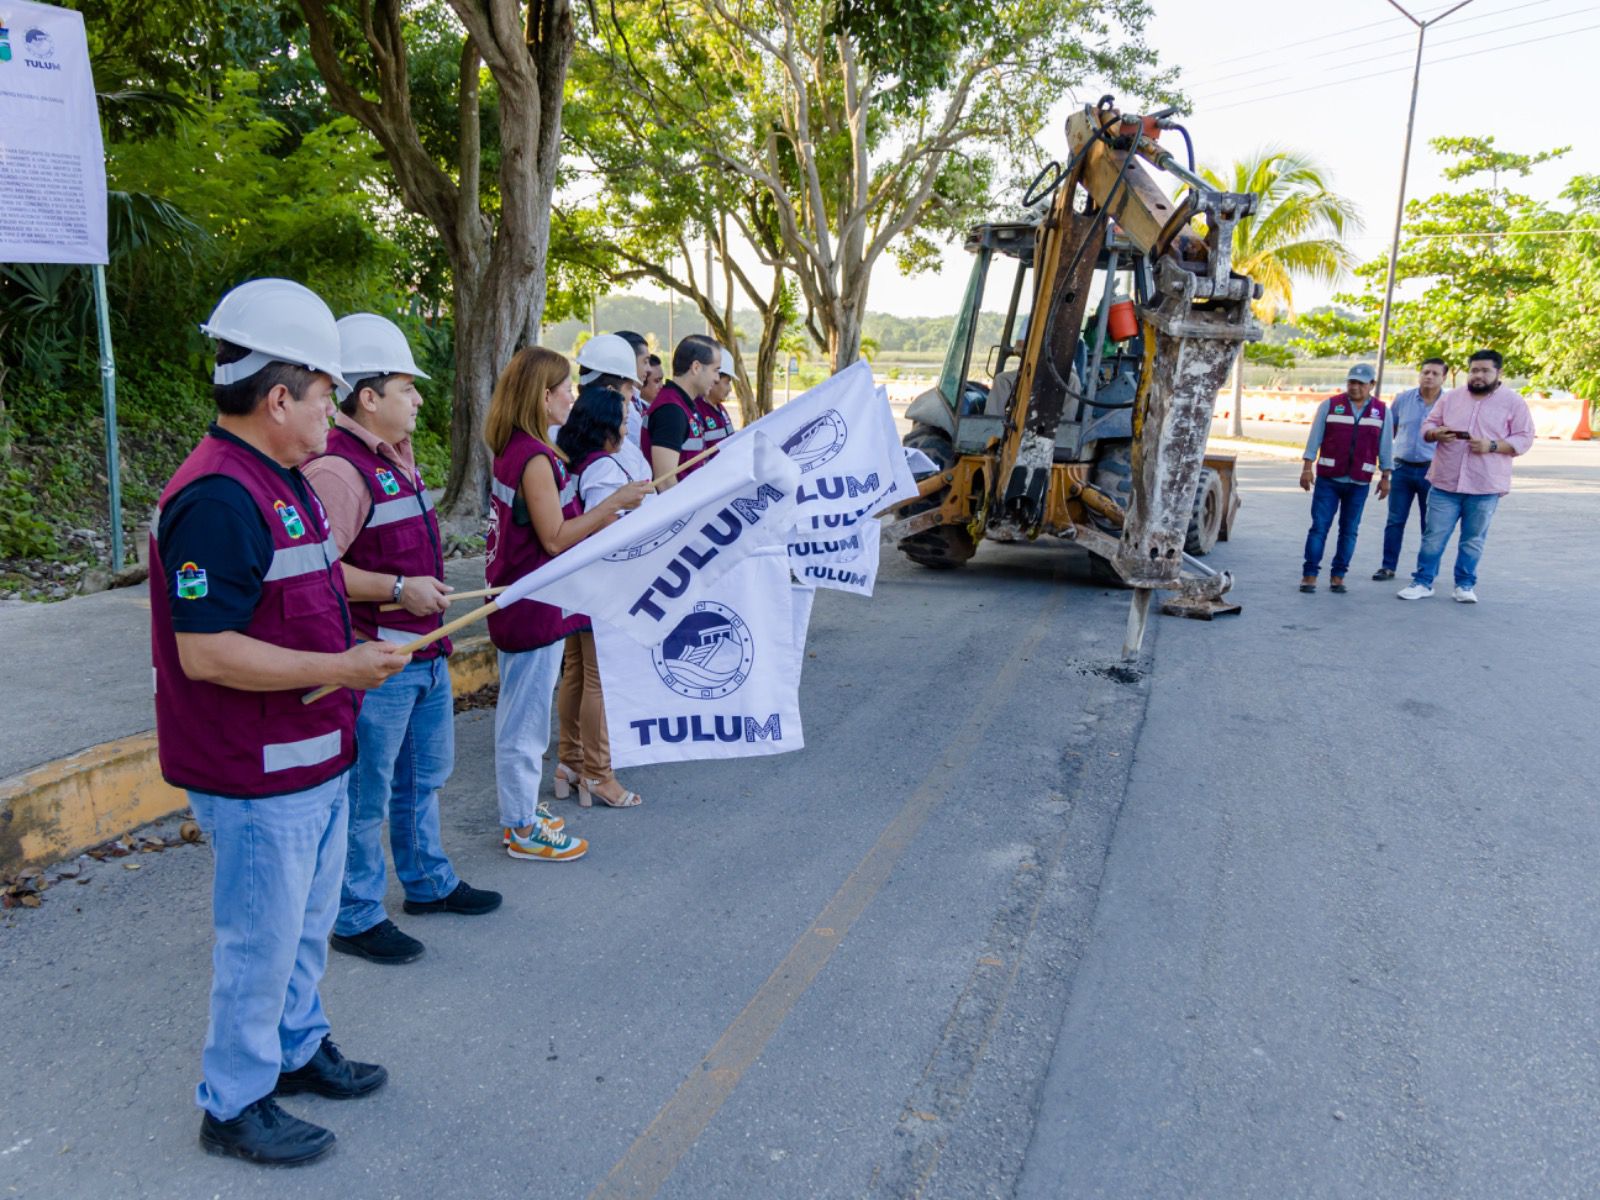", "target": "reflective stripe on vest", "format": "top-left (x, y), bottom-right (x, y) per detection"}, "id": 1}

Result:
top-left (263, 730), bottom-right (343, 774)
top-left (366, 491), bottom-right (435, 528)
top-left (263, 537), bottom-right (339, 582)
top-left (491, 477), bottom-right (517, 507)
